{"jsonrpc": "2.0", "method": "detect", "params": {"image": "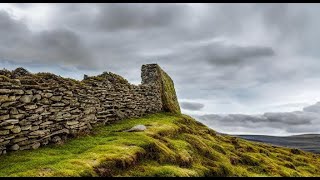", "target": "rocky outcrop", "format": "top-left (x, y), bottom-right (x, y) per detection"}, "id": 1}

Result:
top-left (0, 64), bottom-right (180, 155)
